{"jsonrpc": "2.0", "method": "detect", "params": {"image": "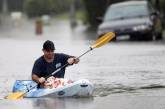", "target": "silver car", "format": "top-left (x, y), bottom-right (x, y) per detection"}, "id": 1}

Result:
top-left (97, 1), bottom-right (163, 40)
